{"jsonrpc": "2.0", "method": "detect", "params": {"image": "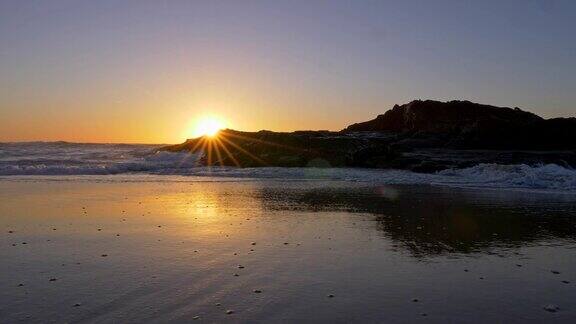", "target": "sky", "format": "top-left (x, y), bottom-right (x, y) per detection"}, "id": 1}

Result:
top-left (1, 0), bottom-right (575, 143)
